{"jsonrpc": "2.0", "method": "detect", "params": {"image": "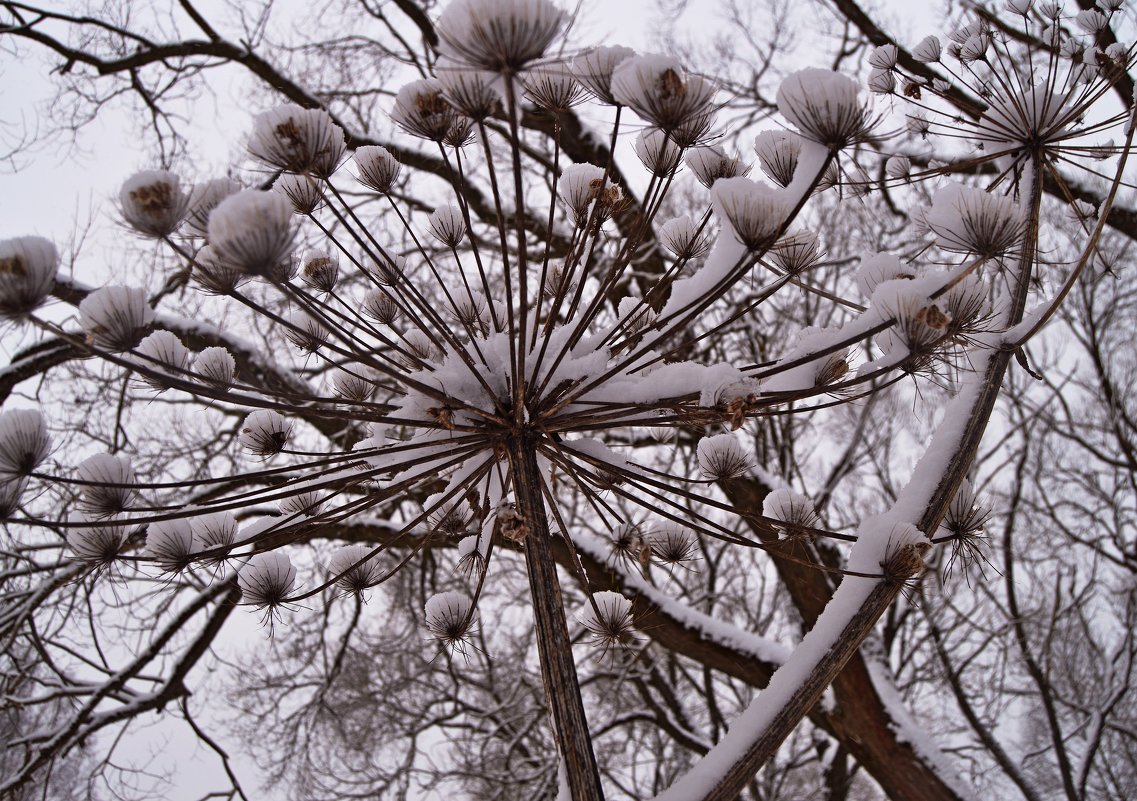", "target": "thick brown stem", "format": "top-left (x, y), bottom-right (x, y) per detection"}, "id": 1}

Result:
top-left (509, 434), bottom-right (605, 801)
